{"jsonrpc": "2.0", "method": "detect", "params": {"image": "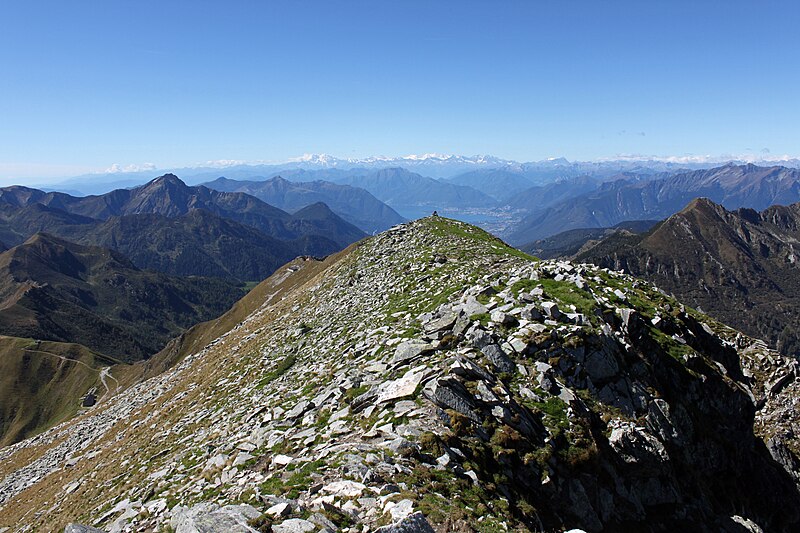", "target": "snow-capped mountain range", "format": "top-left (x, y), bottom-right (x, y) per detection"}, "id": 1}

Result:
top-left (38, 153), bottom-right (800, 196)
top-left (255, 152), bottom-right (800, 171)
top-left (277, 153), bottom-right (518, 177)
